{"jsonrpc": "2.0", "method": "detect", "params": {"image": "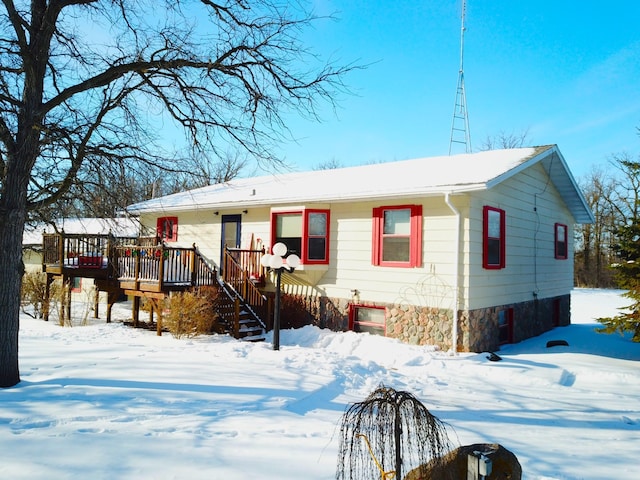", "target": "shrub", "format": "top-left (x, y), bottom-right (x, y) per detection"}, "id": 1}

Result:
top-left (164, 287), bottom-right (221, 338)
top-left (21, 271), bottom-right (59, 319)
top-left (279, 293), bottom-right (310, 330)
